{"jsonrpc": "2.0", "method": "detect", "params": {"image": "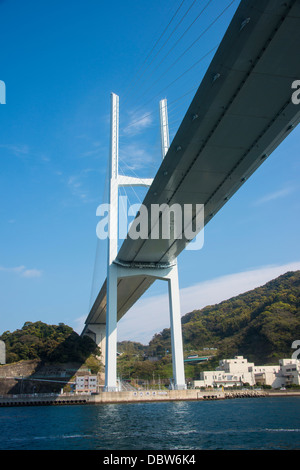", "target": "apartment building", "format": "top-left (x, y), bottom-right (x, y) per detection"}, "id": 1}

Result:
top-left (194, 356), bottom-right (255, 388)
top-left (279, 358), bottom-right (300, 386)
top-left (193, 356), bottom-right (300, 389)
top-left (75, 375), bottom-right (98, 394)
top-left (254, 364), bottom-right (281, 388)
